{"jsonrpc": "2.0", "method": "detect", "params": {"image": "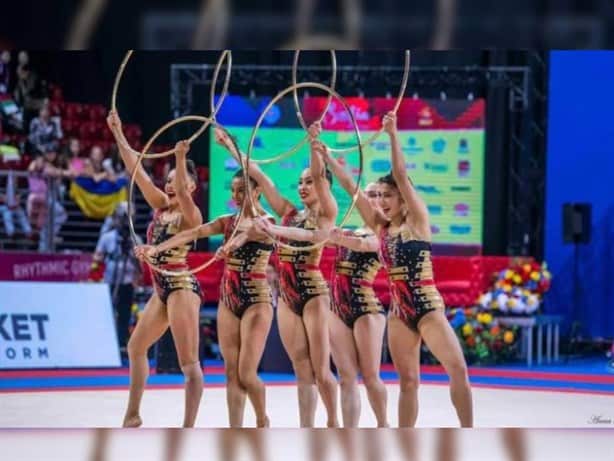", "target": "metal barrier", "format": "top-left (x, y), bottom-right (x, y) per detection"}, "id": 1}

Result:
top-left (0, 169), bottom-right (149, 253)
